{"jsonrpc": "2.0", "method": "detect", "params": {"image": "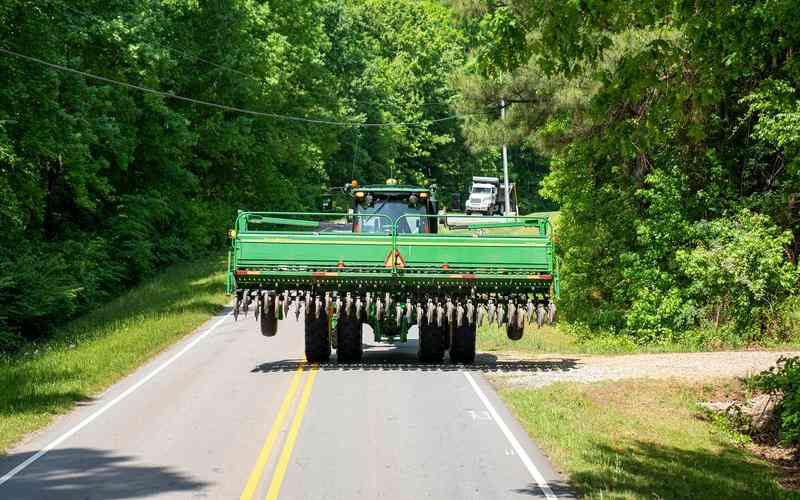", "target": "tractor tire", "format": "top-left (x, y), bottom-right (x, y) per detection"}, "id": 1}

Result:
top-left (418, 318), bottom-right (445, 363)
top-left (336, 315), bottom-right (363, 362)
top-left (305, 308), bottom-right (331, 363)
top-left (450, 323), bottom-right (476, 364)
top-left (260, 294), bottom-right (278, 337)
